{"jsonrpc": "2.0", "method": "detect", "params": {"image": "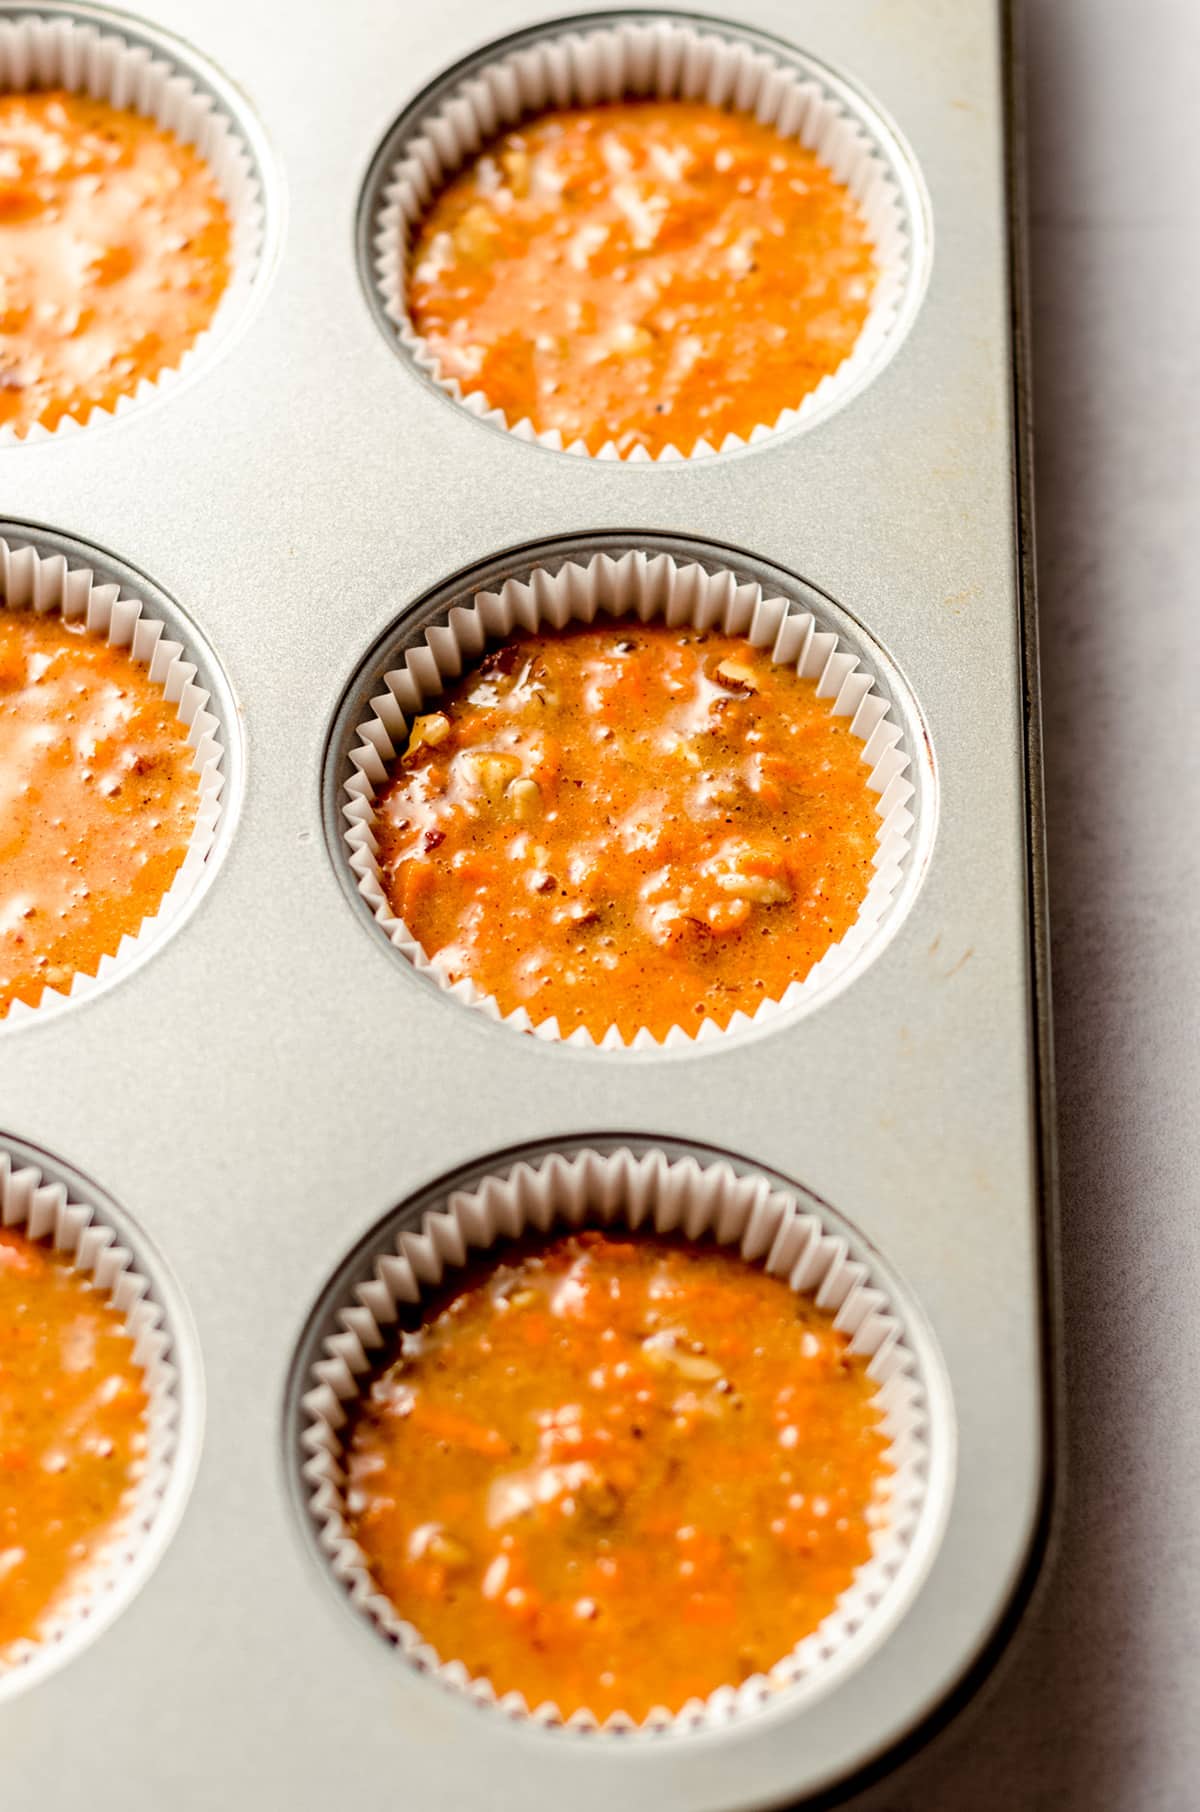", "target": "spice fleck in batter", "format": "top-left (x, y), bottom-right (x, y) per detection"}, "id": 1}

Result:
top-left (346, 1231), bottom-right (889, 1721)
top-left (0, 91), bottom-right (232, 436)
top-left (409, 101), bottom-right (876, 456)
top-left (0, 608), bottom-right (199, 1016)
top-left (0, 1228), bottom-right (150, 1655)
top-left (375, 621), bottom-right (879, 1041)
